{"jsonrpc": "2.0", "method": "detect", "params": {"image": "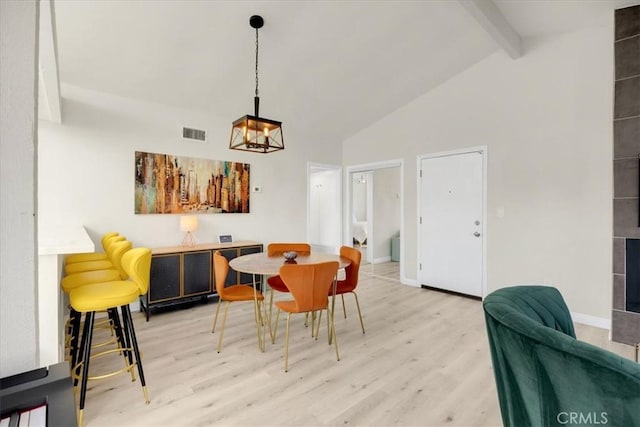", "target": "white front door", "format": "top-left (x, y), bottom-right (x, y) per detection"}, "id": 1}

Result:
top-left (418, 150), bottom-right (484, 297)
